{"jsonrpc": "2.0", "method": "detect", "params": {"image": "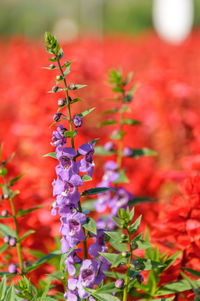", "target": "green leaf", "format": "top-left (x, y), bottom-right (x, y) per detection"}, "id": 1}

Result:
top-left (123, 84), bottom-right (138, 103)
top-left (123, 71), bottom-right (133, 85)
top-left (122, 118), bottom-right (141, 126)
top-left (24, 250), bottom-right (61, 273)
top-left (0, 243), bottom-right (8, 254)
top-left (83, 217), bottom-right (97, 235)
top-left (17, 205), bottom-right (44, 217)
top-left (64, 130), bottom-right (77, 138)
top-left (110, 130), bottom-right (125, 140)
top-left (78, 107), bottom-right (95, 118)
top-left (82, 187), bottom-right (113, 196)
top-left (92, 293), bottom-right (120, 301)
top-left (164, 251), bottom-right (181, 270)
top-left (70, 97), bottom-right (82, 105)
top-left (82, 199), bottom-right (96, 212)
top-left (183, 267), bottom-right (200, 278)
top-left (0, 167), bottom-right (7, 176)
top-left (113, 170), bottom-right (129, 184)
top-left (91, 138), bottom-right (99, 145)
top-left (99, 252), bottom-right (126, 268)
top-left (0, 276), bottom-right (7, 301)
top-left (101, 108), bottom-right (119, 115)
top-left (0, 224), bottom-right (16, 237)
top-left (81, 175), bottom-right (92, 182)
top-left (95, 146), bottom-right (116, 156)
top-left (112, 216), bottom-right (123, 227)
top-left (69, 84), bottom-right (87, 90)
top-left (8, 174), bottom-right (23, 187)
top-left (94, 283), bottom-right (121, 294)
top-left (99, 119), bottom-right (118, 126)
top-left (128, 196), bottom-right (157, 206)
top-left (133, 257), bottom-right (165, 271)
top-left (132, 233), bottom-right (152, 249)
top-left (131, 148), bottom-right (157, 158)
top-left (104, 271), bottom-right (126, 280)
top-left (105, 230), bottom-right (127, 252)
top-left (63, 65), bottom-right (71, 77)
top-left (18, 230), bottom-right (35, 243)
top-left (129, 215), bottom-right (142, 234)
top-left (153, 298), bottom-right (175, 301)
top-left (156, 280), bottom-right (200, 296)
top-left (4, 283), bottom-right (15, 301)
